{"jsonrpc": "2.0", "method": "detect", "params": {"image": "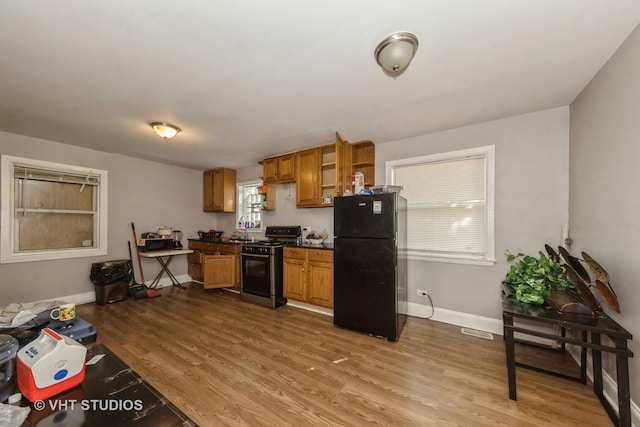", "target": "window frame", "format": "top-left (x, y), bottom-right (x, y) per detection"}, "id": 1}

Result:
top-left (1, 155), bottom-right (108, 263)
top-left (386, 145), bottom-right (495, 266)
